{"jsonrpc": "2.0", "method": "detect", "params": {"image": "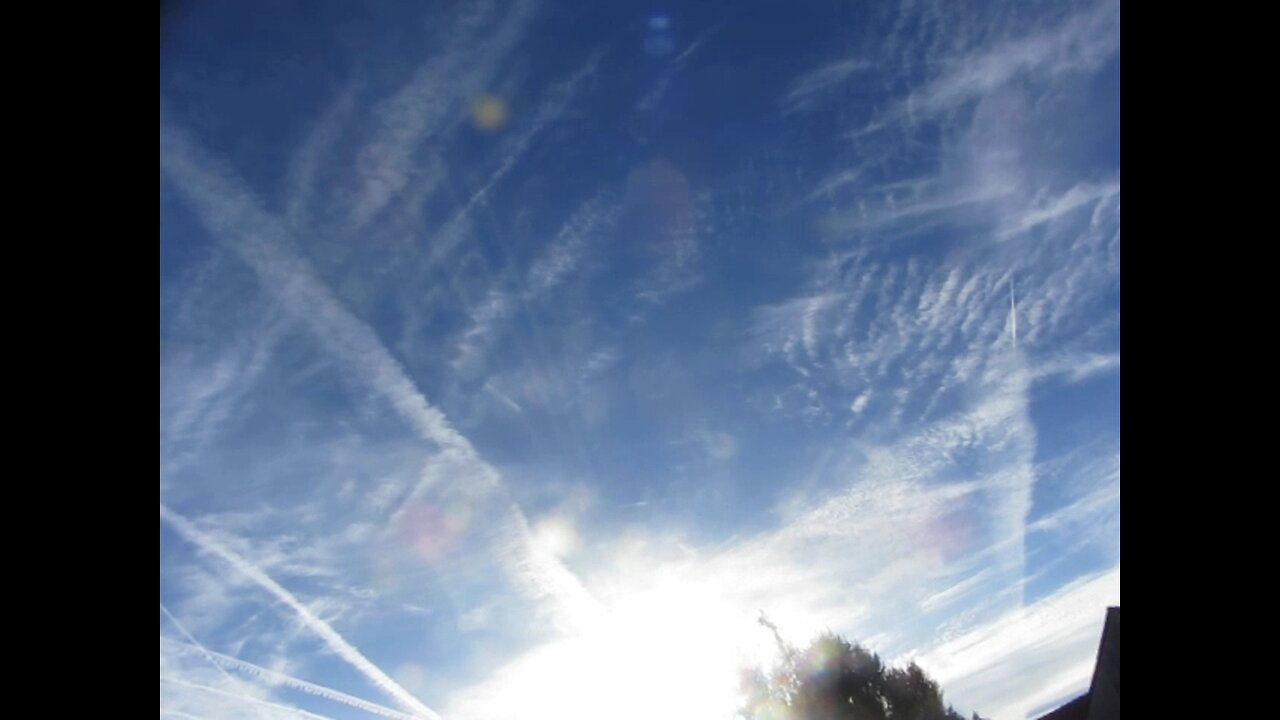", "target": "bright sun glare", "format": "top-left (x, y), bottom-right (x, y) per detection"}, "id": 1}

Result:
top-left (456, 567), bottom-right (777, 720)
